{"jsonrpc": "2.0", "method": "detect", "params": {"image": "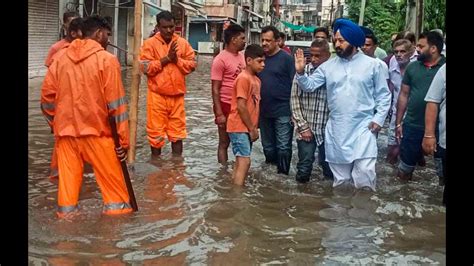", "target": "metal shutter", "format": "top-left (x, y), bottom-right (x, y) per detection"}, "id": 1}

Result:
top-left (29, 0), bottom-right (59, 77)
